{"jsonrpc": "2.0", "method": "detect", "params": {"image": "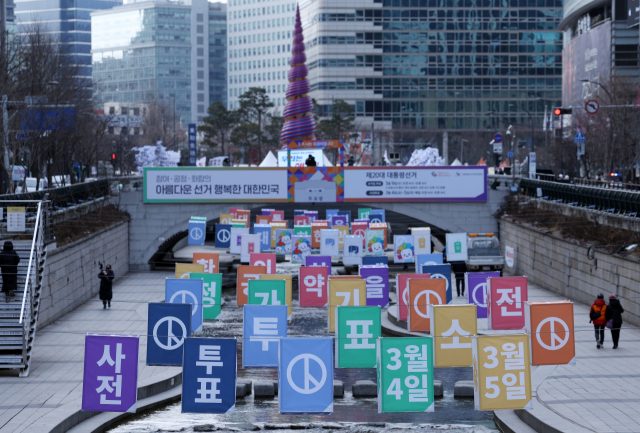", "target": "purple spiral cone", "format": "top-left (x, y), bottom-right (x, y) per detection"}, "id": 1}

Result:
top-left (281, 3), bottom-right (315, 145)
